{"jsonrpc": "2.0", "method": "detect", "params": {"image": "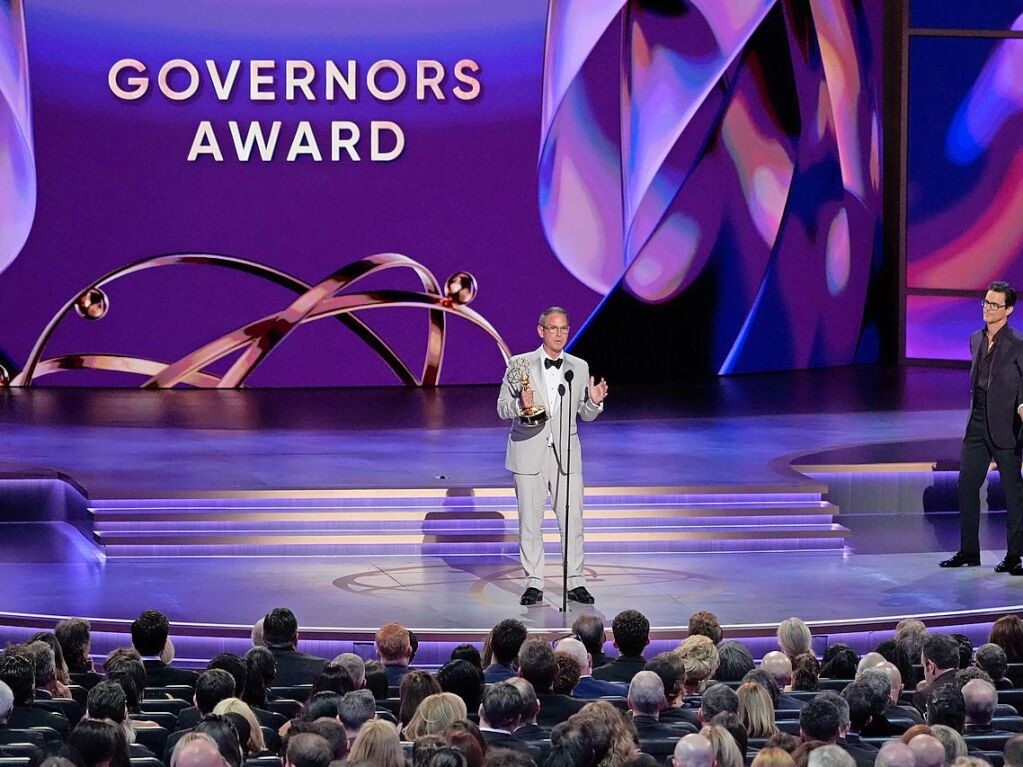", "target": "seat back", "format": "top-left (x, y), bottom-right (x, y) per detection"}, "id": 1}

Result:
top-left (270, 686), bottom-right (312, 703)
top-left (132, 712), bottom-right (178, 730)
top-left (140, 698), bottom-right (190, 716)
top-left (133, 726), bottom-right (170, 756)
top-left (145, 686), bottom-right (194, 701)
